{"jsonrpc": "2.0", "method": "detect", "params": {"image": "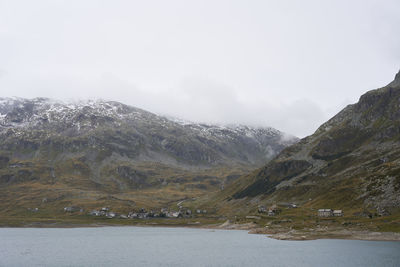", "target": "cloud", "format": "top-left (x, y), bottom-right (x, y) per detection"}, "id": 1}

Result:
top-left (0, 67), bottom-right (366, 138)
top-left (120, 76), bottom-right (330, 138)
top-left (0, 0), bottom-right (398, 138)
